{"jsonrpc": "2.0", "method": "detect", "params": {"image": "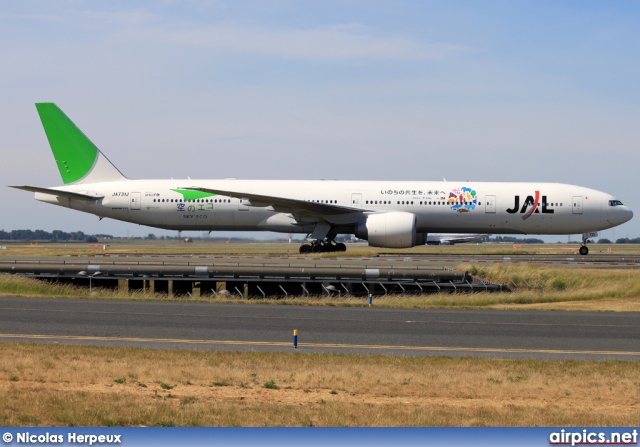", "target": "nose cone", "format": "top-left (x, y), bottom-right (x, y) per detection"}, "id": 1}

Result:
top-left (613, 206), bottom-right (634, 226)
top-left (624, 206), bottom-right (634, 223)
